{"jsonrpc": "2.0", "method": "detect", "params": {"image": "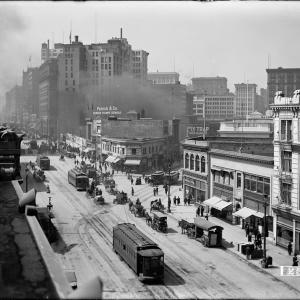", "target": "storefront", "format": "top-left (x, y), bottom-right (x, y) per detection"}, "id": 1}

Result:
top-left (273, 208), bottom-right (300, 253)
top-left (183, 170), bottom-right (207, 204)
